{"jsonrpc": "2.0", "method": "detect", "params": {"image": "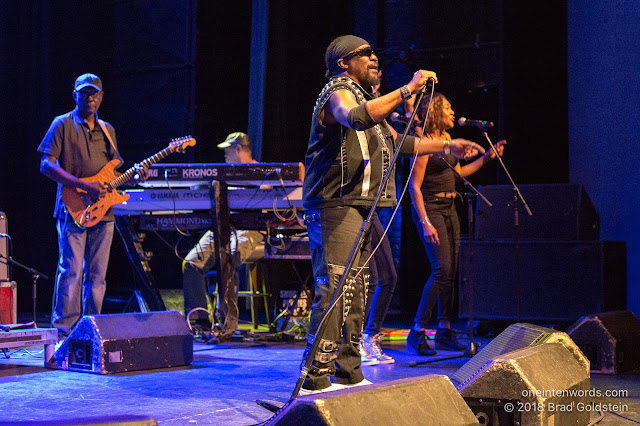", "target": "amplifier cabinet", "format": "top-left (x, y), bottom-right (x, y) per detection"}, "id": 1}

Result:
top-left (458, 240), bottom-right (626, 322)
top-left (0, 211), bottom-right (8, 281)
top-left (475, 184), bottom-right (600, 240)
top-left (0, 281), bottom-right (17, 324)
